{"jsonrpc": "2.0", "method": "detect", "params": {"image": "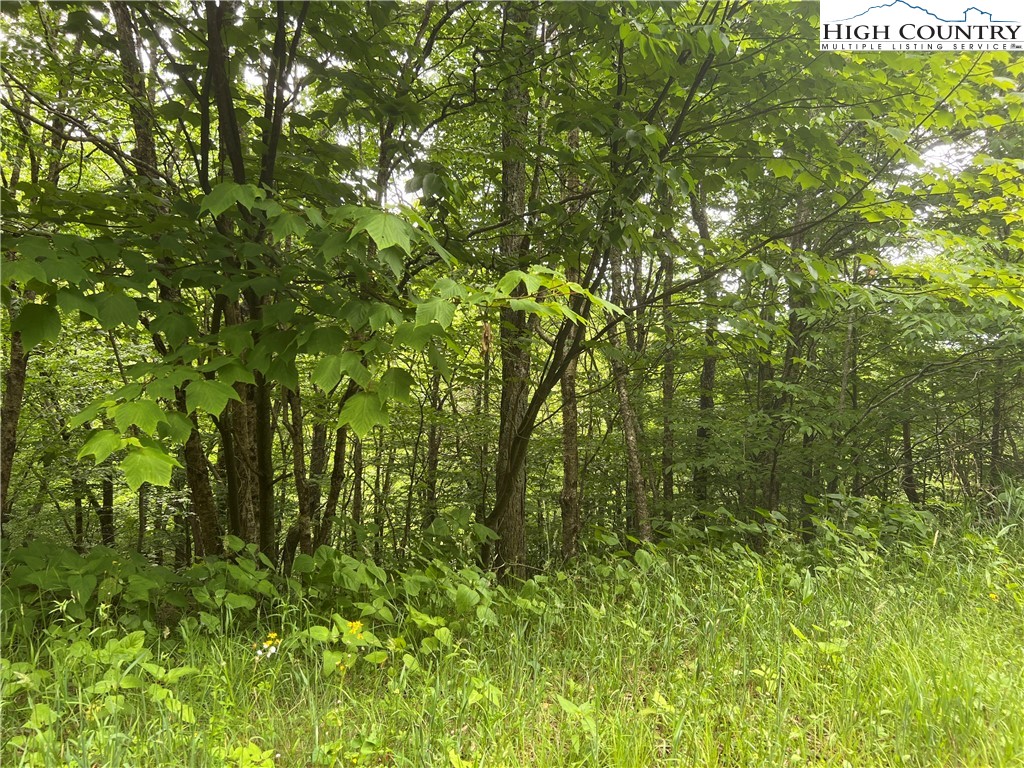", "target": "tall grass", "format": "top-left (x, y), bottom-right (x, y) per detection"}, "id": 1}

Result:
top-left (3, 518), bottom-right (1022, 767)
